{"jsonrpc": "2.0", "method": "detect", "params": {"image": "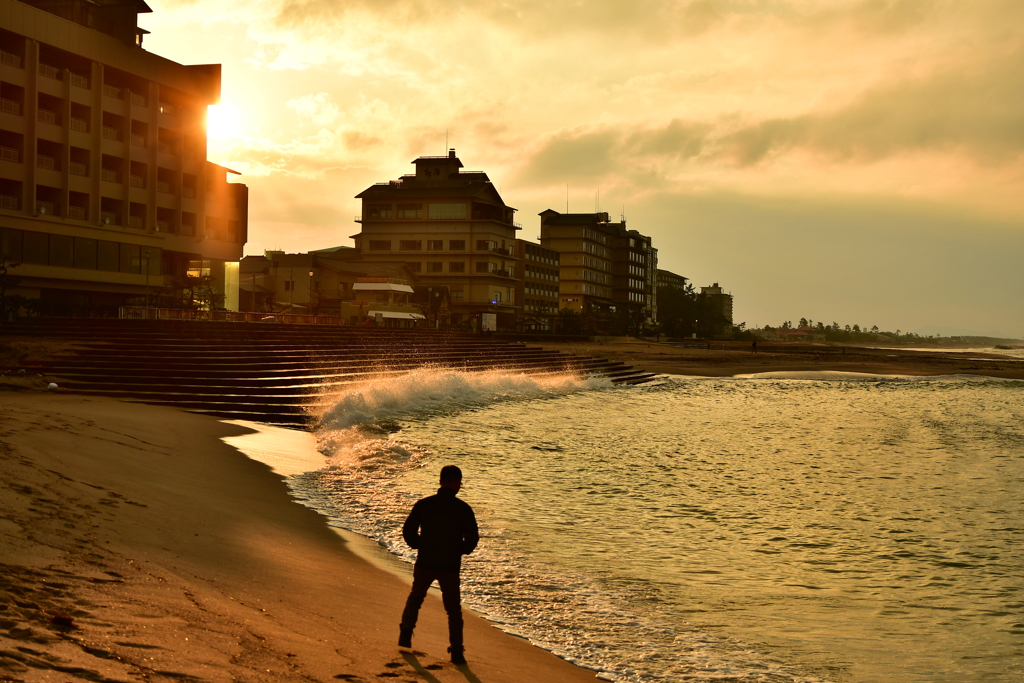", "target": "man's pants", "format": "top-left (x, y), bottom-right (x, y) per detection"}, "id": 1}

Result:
top-left (400, 565), bottom-right (463, 650)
